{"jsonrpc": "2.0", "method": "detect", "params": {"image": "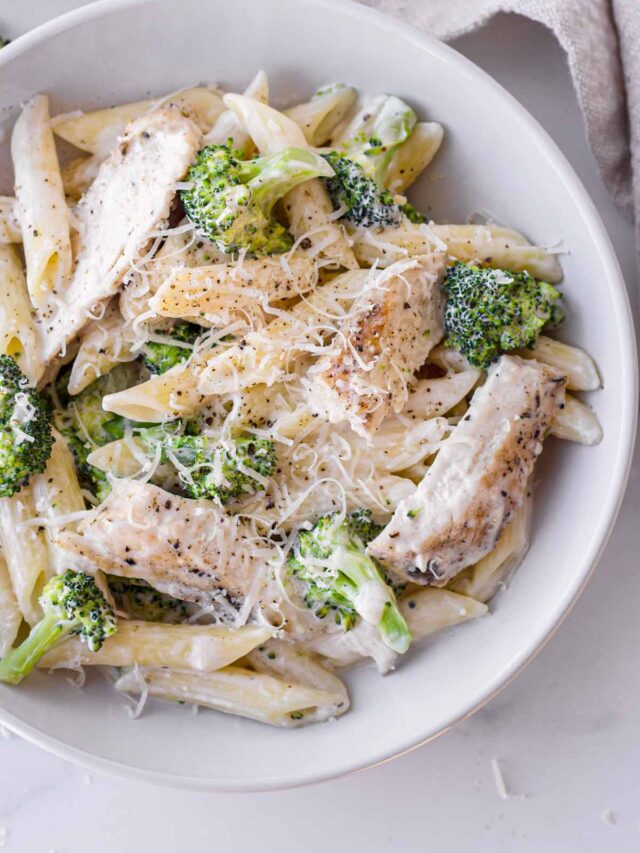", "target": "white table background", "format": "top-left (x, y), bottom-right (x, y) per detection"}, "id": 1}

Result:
top-left (0, 3), bottom-right (638, 851)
